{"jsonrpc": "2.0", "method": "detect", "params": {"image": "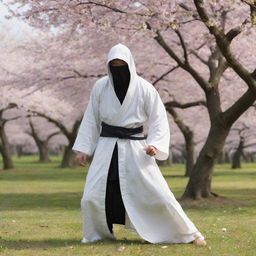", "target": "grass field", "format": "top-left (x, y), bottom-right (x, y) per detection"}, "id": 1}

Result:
top-left (0, 156), bottom-right (255, 256)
